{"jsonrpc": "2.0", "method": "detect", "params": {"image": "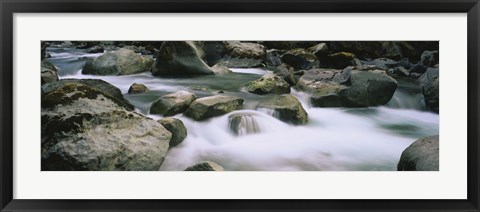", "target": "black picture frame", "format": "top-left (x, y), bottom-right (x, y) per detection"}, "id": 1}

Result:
top-left (1, 0), bottom-right (479, 211)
